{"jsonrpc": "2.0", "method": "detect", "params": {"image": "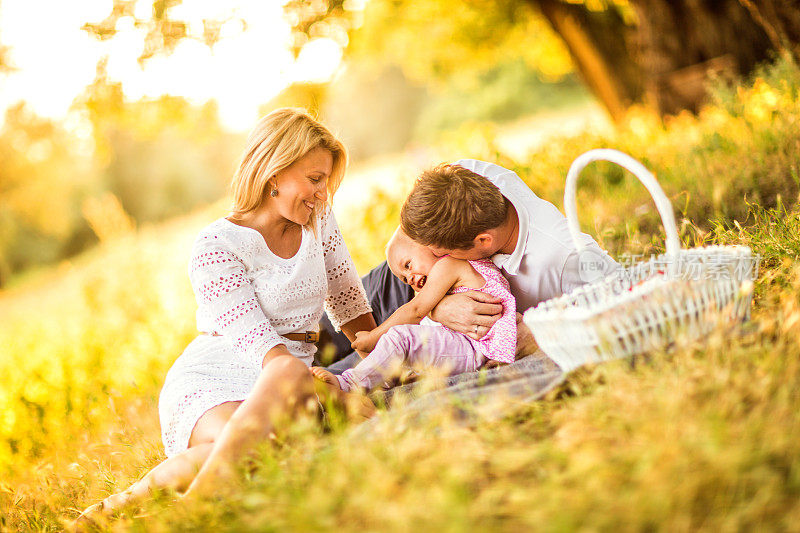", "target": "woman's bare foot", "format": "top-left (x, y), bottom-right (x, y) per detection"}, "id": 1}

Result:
top-left (73, 501), bottom-right (107, 530)
top-left (310, 366), bottom-right (341, 388)
top-left (73, 488), bottom-right (136, 529)
top-left (73, 443), bottom-right (214, 529)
